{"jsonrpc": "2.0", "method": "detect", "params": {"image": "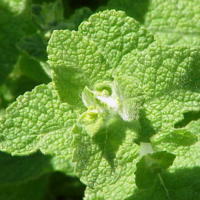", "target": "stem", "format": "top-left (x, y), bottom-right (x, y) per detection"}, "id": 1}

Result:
top-left (158, 173), bottom-right (171, 200)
